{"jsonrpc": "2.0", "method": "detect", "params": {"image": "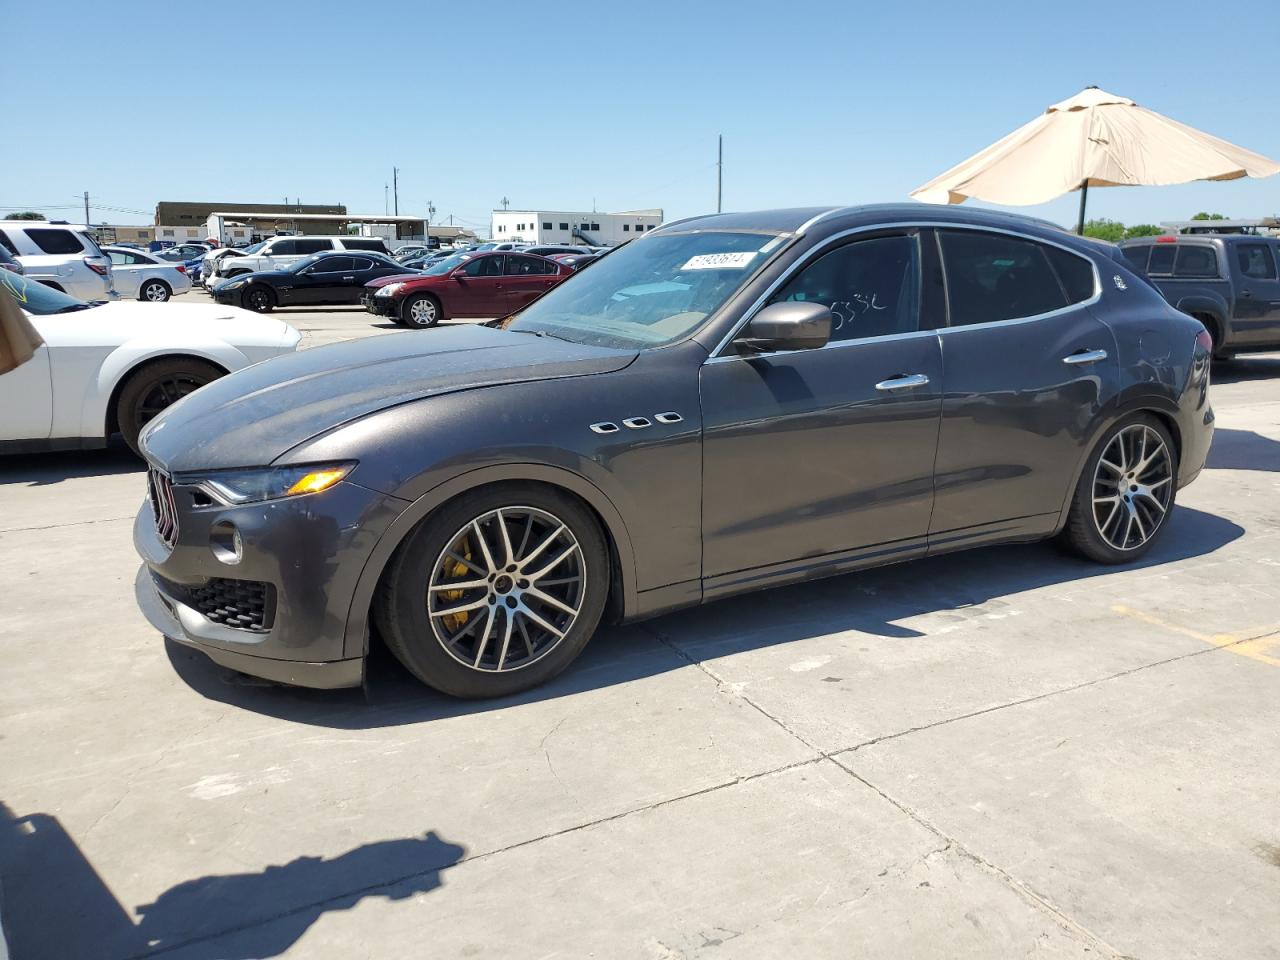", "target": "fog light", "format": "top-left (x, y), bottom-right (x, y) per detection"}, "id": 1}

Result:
top-left (210, 521), bottom-right (243, 565)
